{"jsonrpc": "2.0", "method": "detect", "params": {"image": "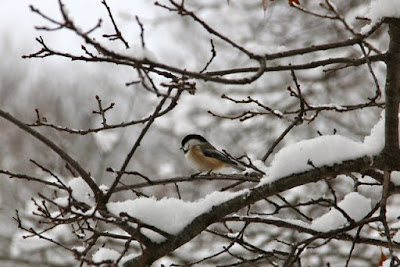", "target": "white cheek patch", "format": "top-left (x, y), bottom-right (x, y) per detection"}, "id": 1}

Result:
top-left (183, 144), bottom-right (190, 153)
top-left (183, 140), bottom-right (202, 152)
top-left (188, 139), bottom-right (202, 147)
